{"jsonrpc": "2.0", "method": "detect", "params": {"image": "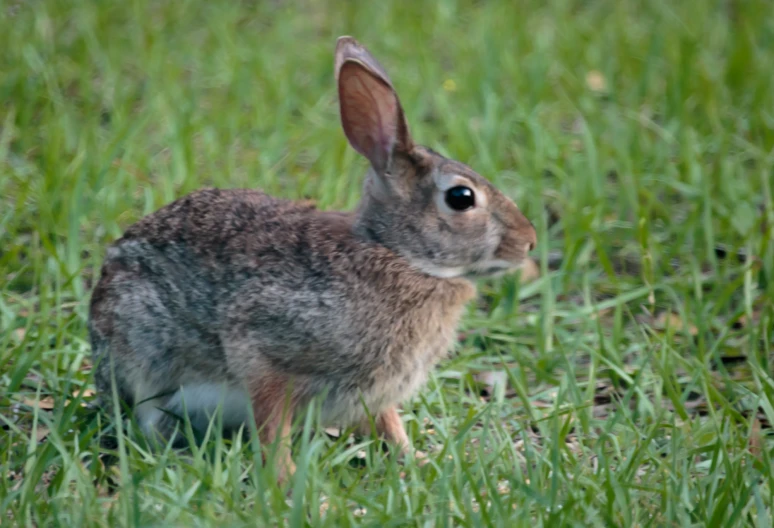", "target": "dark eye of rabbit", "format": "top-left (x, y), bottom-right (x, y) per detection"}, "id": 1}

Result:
top-left (445, 186), bottom-right (475, 211)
